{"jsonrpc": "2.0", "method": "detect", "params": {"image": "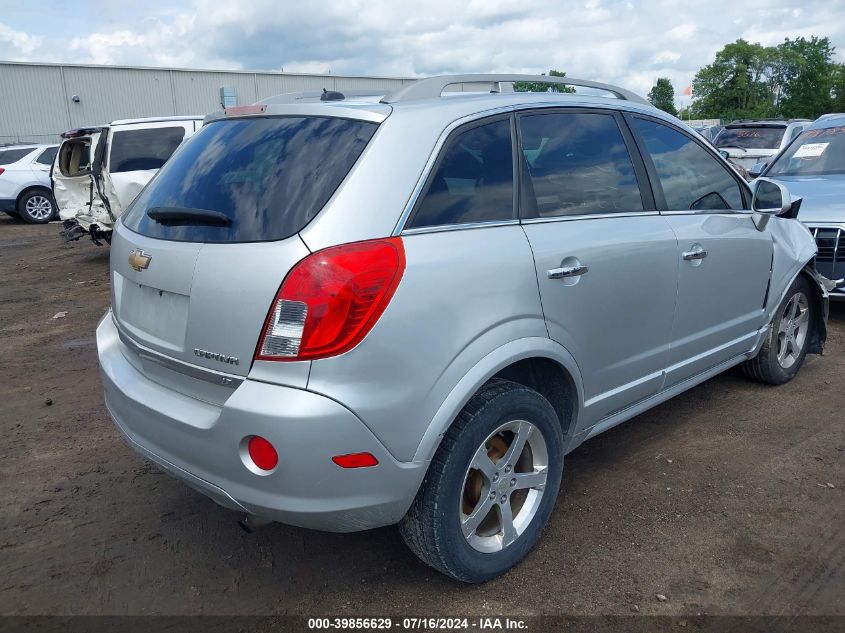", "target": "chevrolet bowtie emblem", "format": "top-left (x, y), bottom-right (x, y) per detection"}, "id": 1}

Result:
top-left (128, 249), bottom-right (152, 272)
